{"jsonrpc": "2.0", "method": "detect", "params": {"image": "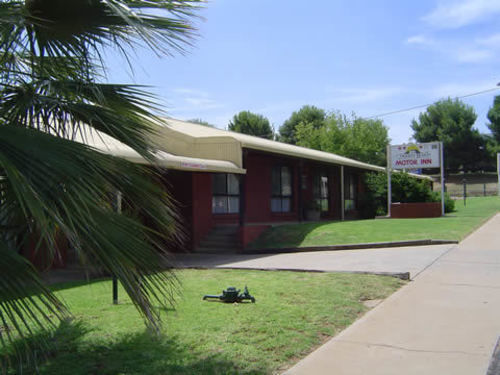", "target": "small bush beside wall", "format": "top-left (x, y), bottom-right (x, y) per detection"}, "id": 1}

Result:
top-left (361, 172), bottom-right (455, 218)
